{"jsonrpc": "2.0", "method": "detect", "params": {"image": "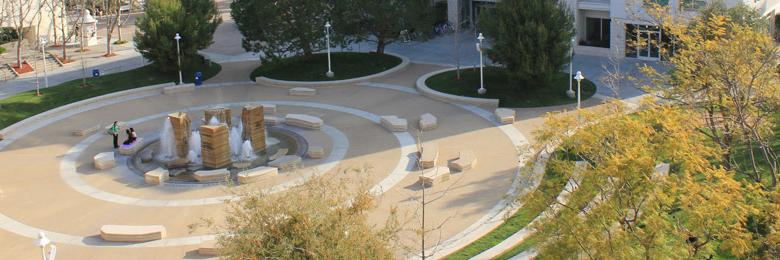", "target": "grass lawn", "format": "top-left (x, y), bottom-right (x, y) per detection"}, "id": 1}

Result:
top-left (443, 151), bottom-right (572, 259)
top-left (425, 67), bottom-right (597, 108)
top-left (0, 57), bottom-right (220, 129)
top-left (250, 52), bottom-right (401, 81)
